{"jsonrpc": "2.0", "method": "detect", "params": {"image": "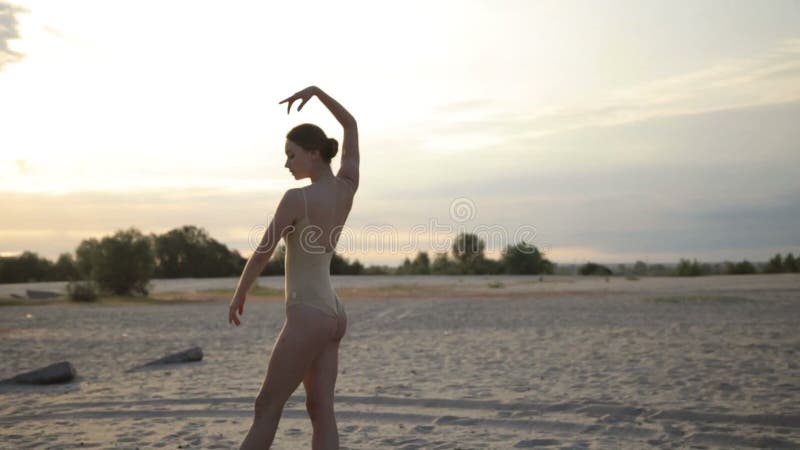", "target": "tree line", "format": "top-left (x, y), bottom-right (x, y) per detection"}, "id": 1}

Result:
top-left (0, 229), bottom-right (553, 294)
top-left (668, 252), bottom-right (799, 276)
top-left (1, 226), bottom-right (246, 285)
top-left (577, 252), bottom-right (800, 277)
top-left (1, 225), bottom-right (795, 296)
top-left (392, 234), bottom-right (554, 275)
top-left (0, 226), bottom-right (348, 288)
